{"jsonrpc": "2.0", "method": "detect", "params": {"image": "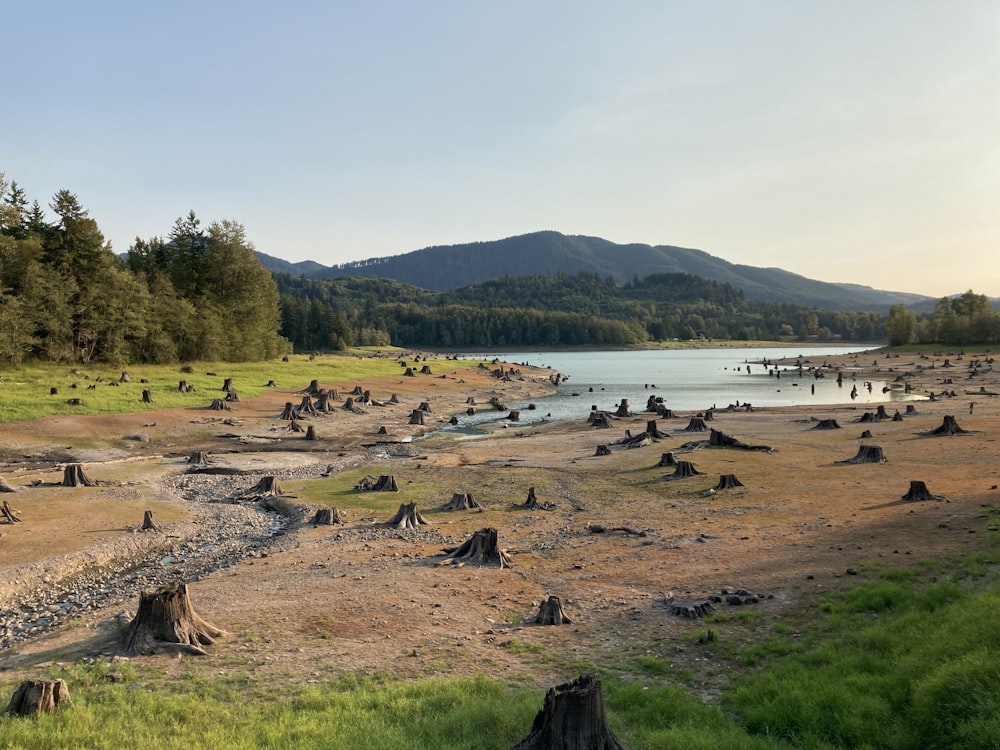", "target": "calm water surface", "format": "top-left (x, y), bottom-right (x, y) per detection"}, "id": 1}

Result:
top-left (435, 346), bottom-right (925, 436)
